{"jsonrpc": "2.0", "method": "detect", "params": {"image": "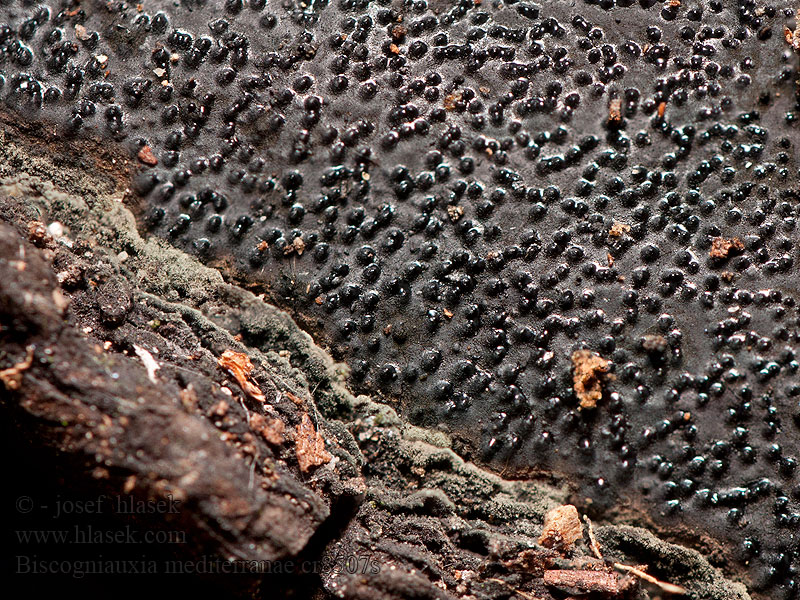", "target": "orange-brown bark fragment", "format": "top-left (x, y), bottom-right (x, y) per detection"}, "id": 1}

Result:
top-left (286, 391), bottom-right (304, 406)
top-left (27, 221), bottom-right (54, 248)
top-left (571, 350), bottom-right (611, 409)
top-left (538, 504), bottom-right (583, 554)
top-left (443, 92), bottom-right (461, 110)
top-left (217, 350), bottom-right (266, 402)
top-left (709, 236), bottom-right (744, 259)
top-left (137, 145), bottom-right (158, 166)
top-left (608, 98), bottom-right (622, 123)
top-left (608, 221), bottom-right (630, 238)
top-left (295, 413), bottom-right (331, 472)
top-left (249, 413), bottom-right (285, 446)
